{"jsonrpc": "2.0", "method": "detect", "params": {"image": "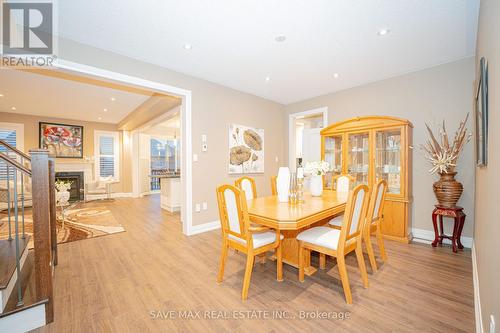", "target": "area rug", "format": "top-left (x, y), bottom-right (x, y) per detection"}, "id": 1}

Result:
top-left (0, 202), bottom-right (125, 248)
